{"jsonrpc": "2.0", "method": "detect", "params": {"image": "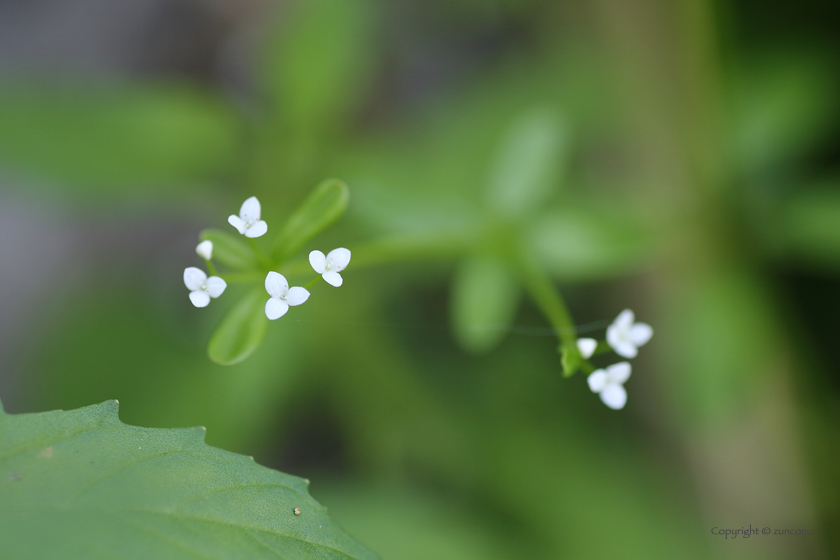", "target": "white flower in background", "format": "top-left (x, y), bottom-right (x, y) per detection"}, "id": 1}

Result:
top-left (196, 240), bottom-right (213, 260)
top-left (184, 267), bottom-right (226, 308)
top-left (587, 362), bottom-right (631, 410)
top-left (577, 338), bottom-right (597, 359)
top-left (606, 309), bottom-right (653, 358)
top-left (309, 248), bottom-right (351, 287)
top-left (228, 196), bottom-right (268, 238)
top-left (265, 271), bottom-right (310, 320)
